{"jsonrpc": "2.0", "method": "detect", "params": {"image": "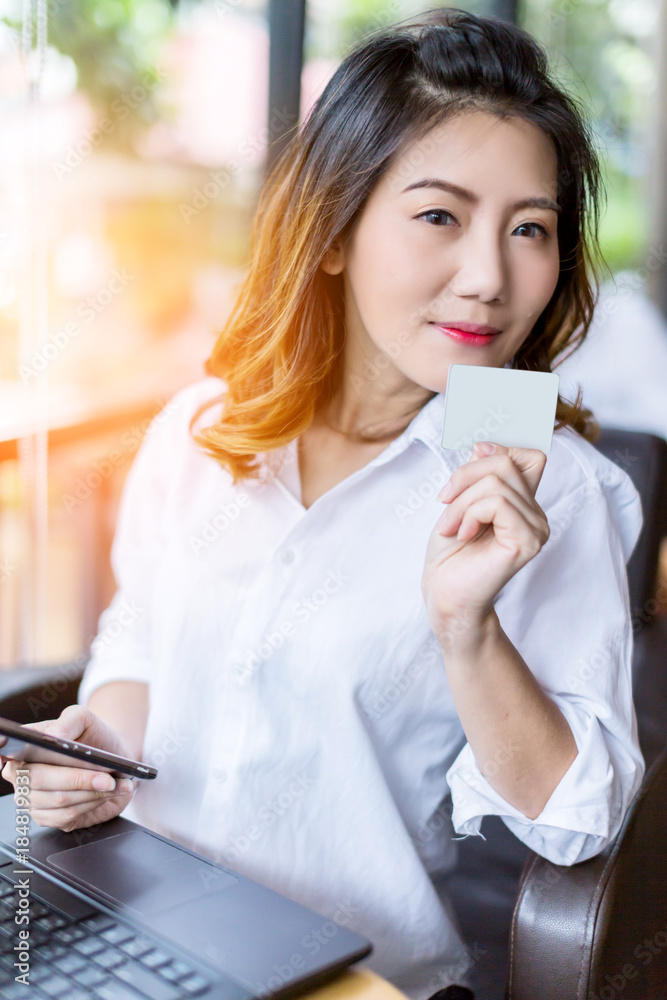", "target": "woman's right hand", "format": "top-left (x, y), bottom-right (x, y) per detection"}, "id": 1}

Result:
top-left (0, 705), bottom-right (138, 832)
